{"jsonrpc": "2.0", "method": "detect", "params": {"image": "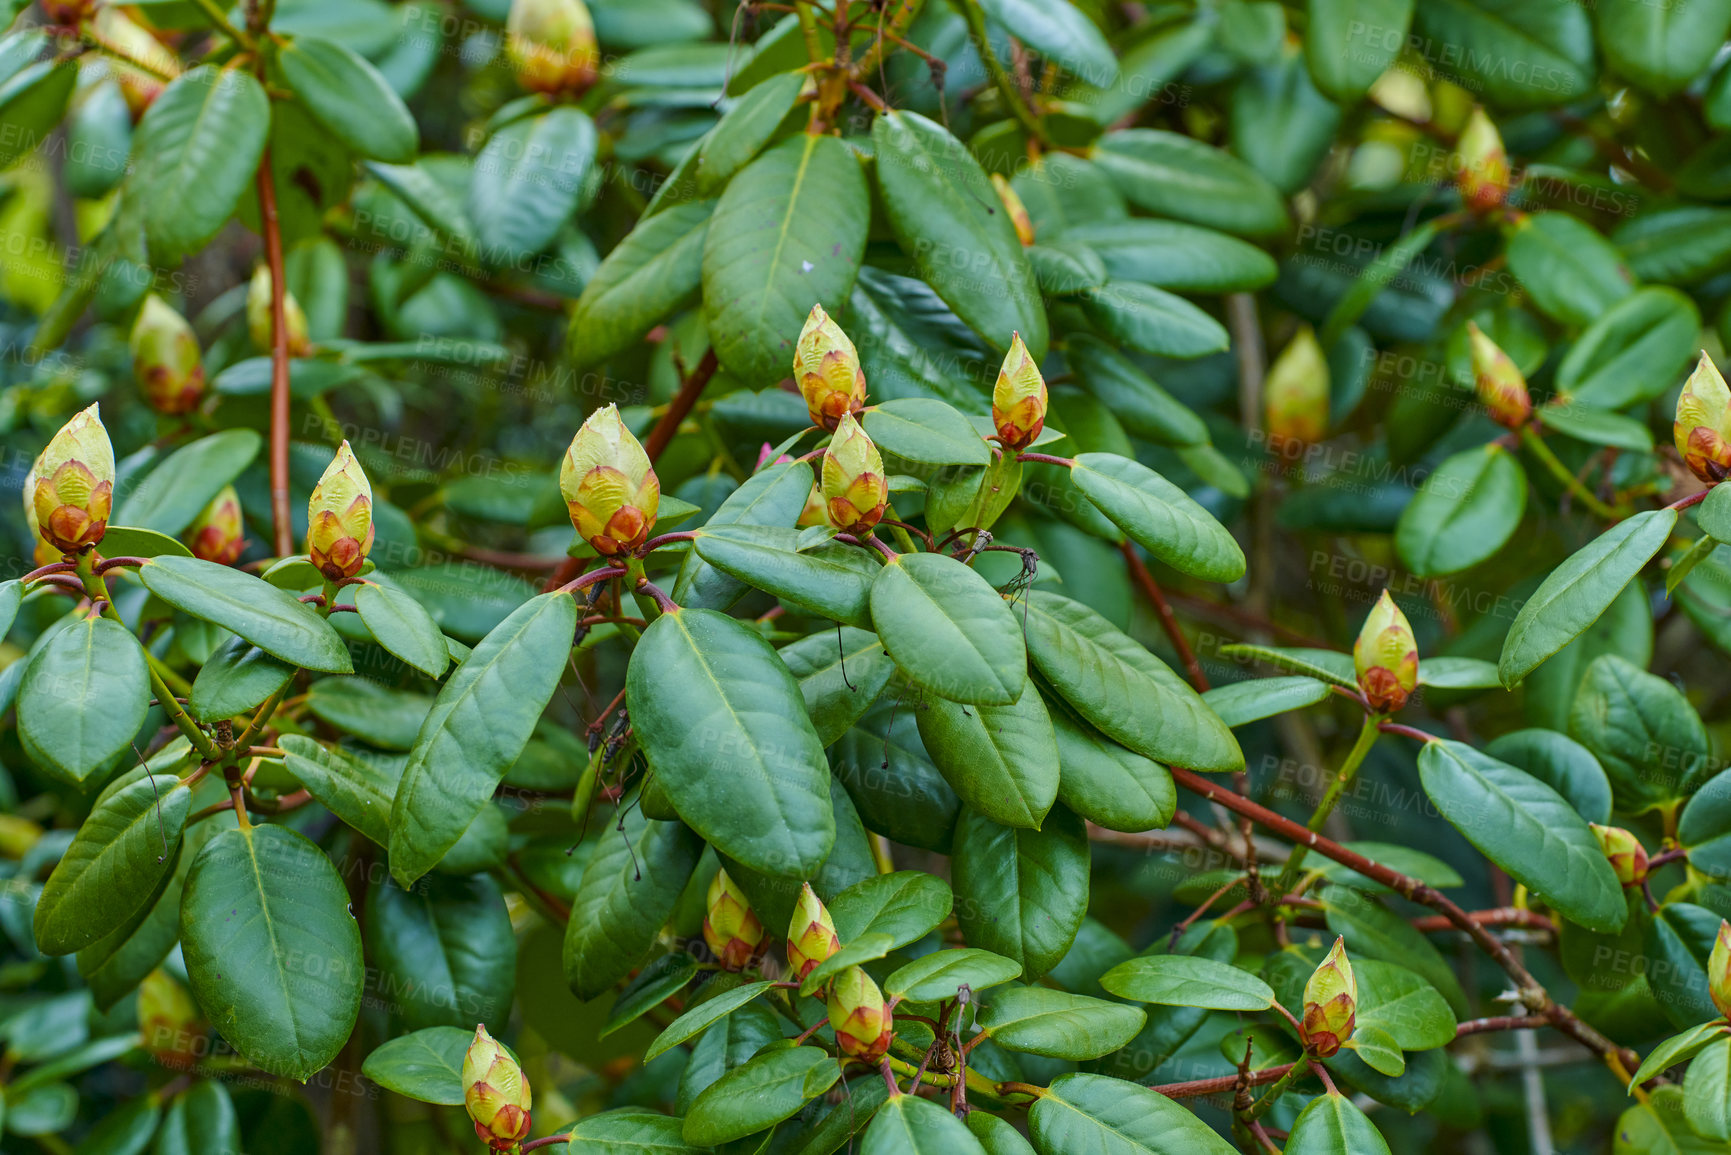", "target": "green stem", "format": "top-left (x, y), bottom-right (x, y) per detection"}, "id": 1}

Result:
top-left (232, 684), bottom-right (287, 753)
top-left (794, 1), bottom-right (827, 68)
top-left (957, 0), bottom-right (1046, 144)
top-left (1519, 426), bottom-right (1621, 519)
top-left (1272, 712), bottom-right (1378, 894)
top-left (186, 0), bottom-right (256, 48)
top-left (1242, 1061), bottom-right (1305, 1123)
